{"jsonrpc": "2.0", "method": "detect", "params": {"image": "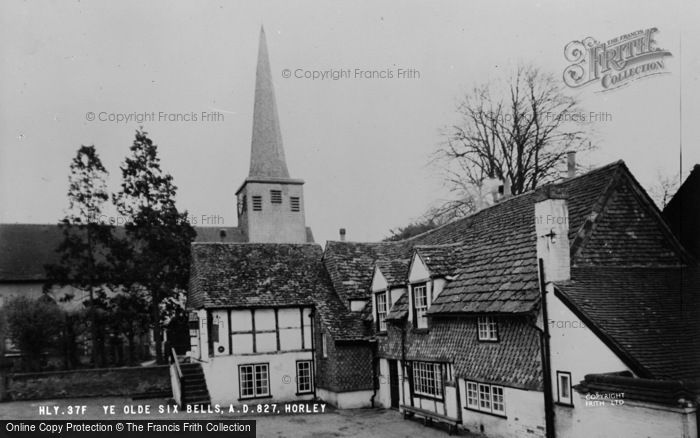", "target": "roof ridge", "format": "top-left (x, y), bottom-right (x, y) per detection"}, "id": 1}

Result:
top-left (402, 160), bottom-right (626, 243)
